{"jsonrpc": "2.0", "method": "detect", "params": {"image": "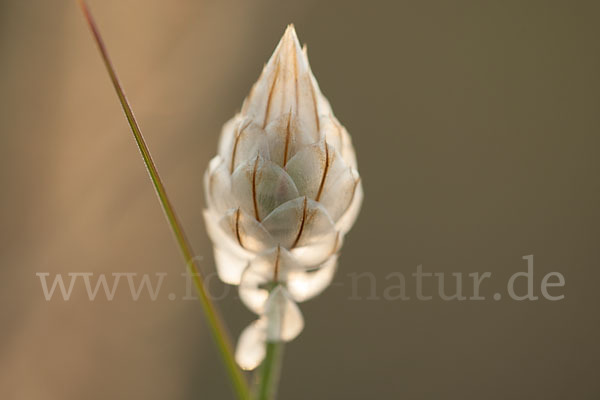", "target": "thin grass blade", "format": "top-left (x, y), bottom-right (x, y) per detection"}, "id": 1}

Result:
top-left (77, 2), bottom-right (250, 398)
